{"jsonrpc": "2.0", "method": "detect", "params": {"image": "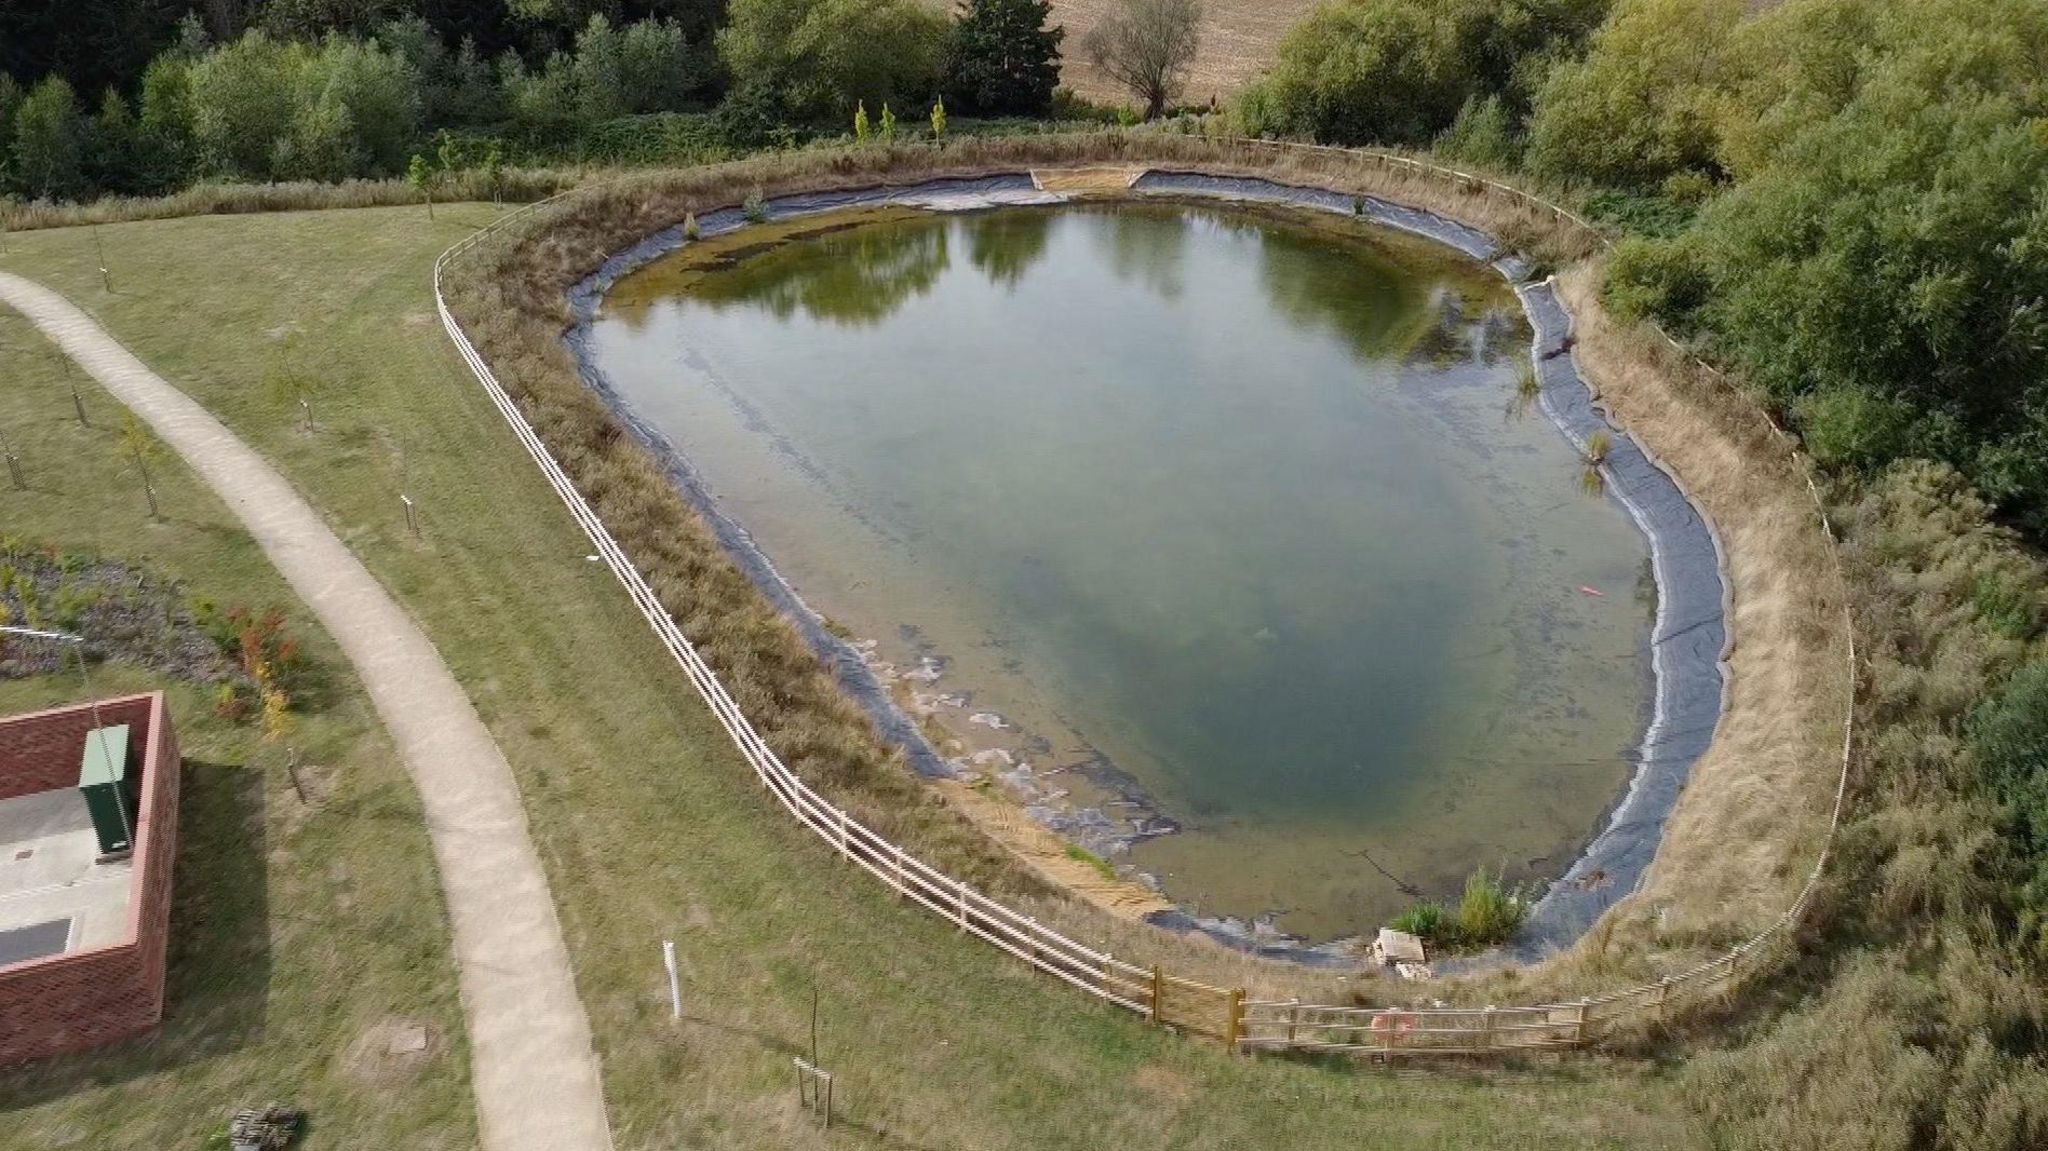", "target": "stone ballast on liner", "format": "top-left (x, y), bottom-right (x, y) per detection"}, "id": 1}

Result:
top-left (560, 171), bottom-right (1728, 963)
